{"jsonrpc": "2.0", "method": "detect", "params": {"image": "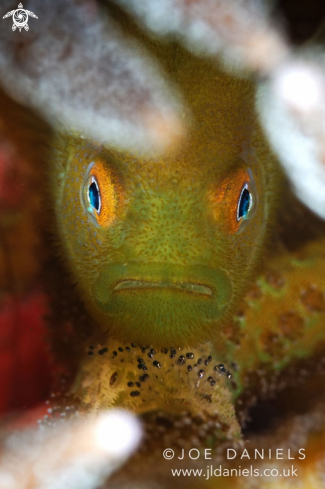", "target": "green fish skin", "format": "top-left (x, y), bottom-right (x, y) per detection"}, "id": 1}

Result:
top-left (48, 41), bottom-right (280, 348)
